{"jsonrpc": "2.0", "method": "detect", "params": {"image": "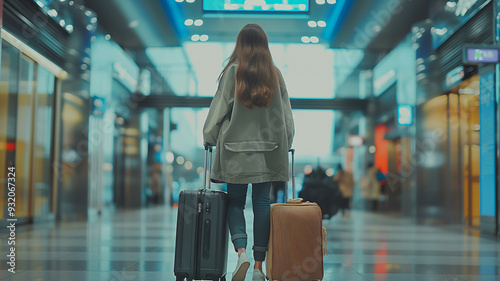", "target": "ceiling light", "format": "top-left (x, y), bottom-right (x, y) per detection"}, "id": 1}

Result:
top-left (372, 25), bottom-right (381, 32)
top-left (308, 21), bottom-right (317, 28)
top-left (186, 0), bottom-right (195, 3)
top-left (85, 10), bottom-right (93, 17)
top-left (166, 152), bottom-right (174, 163)
top-left (176, 156), bottom-right (185, 165)
top-left (185, 19), bottom-right (193, 26)
top-left (369, 145), bottom-right (376, 153)
top-left (304, 165), bottom-right (313, 175)
top-left (301, 36), bottom-right (311, 43)
top-left (446, 1), bottom-right (457, 8)
top-left (316, 0), bottom-right (326, 4)
top-left (175, 0), bottom-right (183, 2)
top-left (48, 9), bottom-right (58, 17)
top-left (200, 35), bottom-right (209, 41)
top-left (326, 168), bottom-right (334, 177)
top-left (191, 34), bottom-right (200, 41)
top-left (59, 20), bottom-right (66, 26)
top-left (105, 34), bottom-right (111, 40)
top-left (194, 19), bottom-right (203, 26)
top-left (65, 25), bottom-right (73, 32)
top-left (310, 36), bottom-right (319, 43)
top-left (433, 27), bottom-right (448, 36)
top-left (317, 21), bottom-right (326, 27)
top-left (327, 0), bottom-right (336, 3)
top-left (91, 17), bottom-right (97, 24)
